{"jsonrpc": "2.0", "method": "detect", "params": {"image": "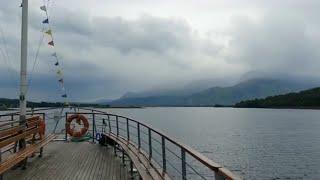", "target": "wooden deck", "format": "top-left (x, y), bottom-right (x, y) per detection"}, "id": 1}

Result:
top-left (3, 141), bottom-right (130, 180)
